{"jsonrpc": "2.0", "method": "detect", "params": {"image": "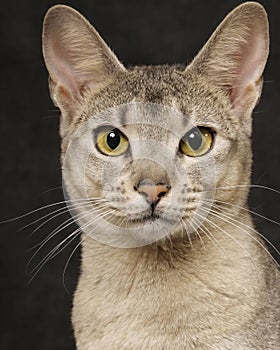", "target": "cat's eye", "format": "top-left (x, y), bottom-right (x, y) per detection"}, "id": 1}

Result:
top-left (95, 126), bottom-right (129, 156)
top-left (179, 127), bottom-right (214, 157)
